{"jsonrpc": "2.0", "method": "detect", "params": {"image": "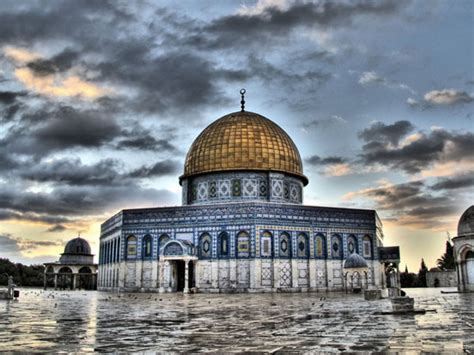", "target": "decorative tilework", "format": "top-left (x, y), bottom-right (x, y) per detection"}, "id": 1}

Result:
top-left (261, 261), bottom-right (272, 286)
top-left (218, 180), bottom-right (231, 198)
top-left (232, 179), bottom-right (241, 197)
top-left (272, 180), bottom-right (283, 198)
top-left (198, 182), bottom-right (208, 201)
top-left (209, 181), bottom-right (217, 198)
top-left (280, 261), bottom-right (292, 287)
top-left (259, 180), bottom-right (267, 197)
top-left (243, 179), bottom-right (257, 197)
top-left (284, 182), bottom-right (290, 200)
top-left (290, 184), bottom-right (299, 202)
